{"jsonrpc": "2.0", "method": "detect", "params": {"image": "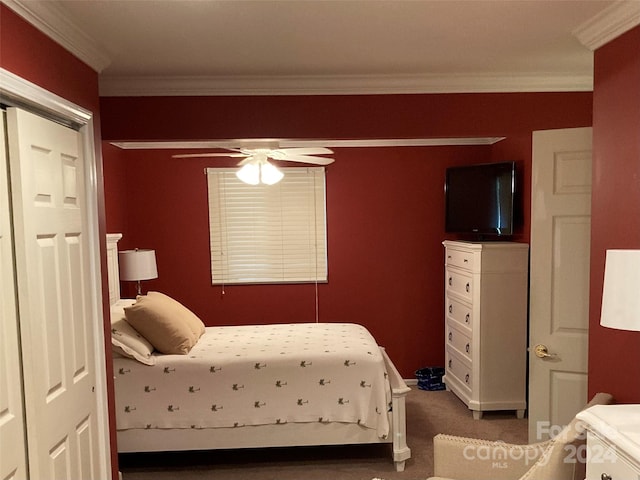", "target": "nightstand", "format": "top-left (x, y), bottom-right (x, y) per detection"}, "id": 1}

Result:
top-left (576, 404), bottom-right (640, 479)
